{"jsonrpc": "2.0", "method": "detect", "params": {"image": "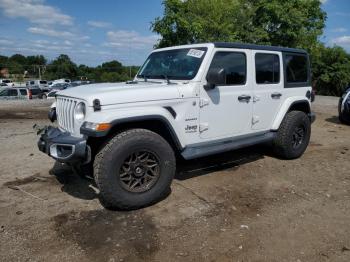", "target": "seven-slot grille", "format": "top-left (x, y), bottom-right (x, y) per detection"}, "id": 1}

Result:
top-left (56, 96), bottom-right (78, 133)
